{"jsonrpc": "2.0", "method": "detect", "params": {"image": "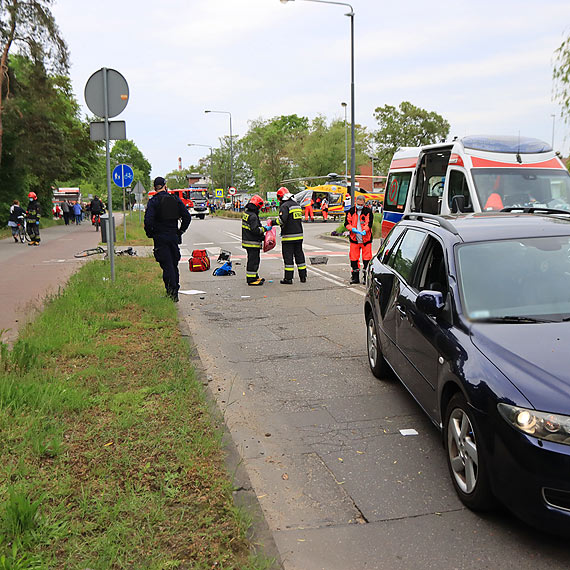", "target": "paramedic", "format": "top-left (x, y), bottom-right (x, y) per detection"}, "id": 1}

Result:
top-left (345, 194), bottom-right (373, 284)
top-left (321, 196), bottom-right (329, 222)
top-left (272, 187), bottom-right (307, 284)
top-left (144, 177), bottom-right (191, 302)
top-left (304, 197), bottom-right (315, 222)
top-left (242, 194), bottom-right (269, 286)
